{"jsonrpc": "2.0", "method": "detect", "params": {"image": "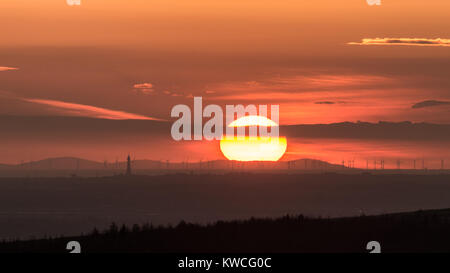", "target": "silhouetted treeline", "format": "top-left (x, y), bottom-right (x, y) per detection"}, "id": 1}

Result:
top-left (1, 209), bottom-right (450, 253)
